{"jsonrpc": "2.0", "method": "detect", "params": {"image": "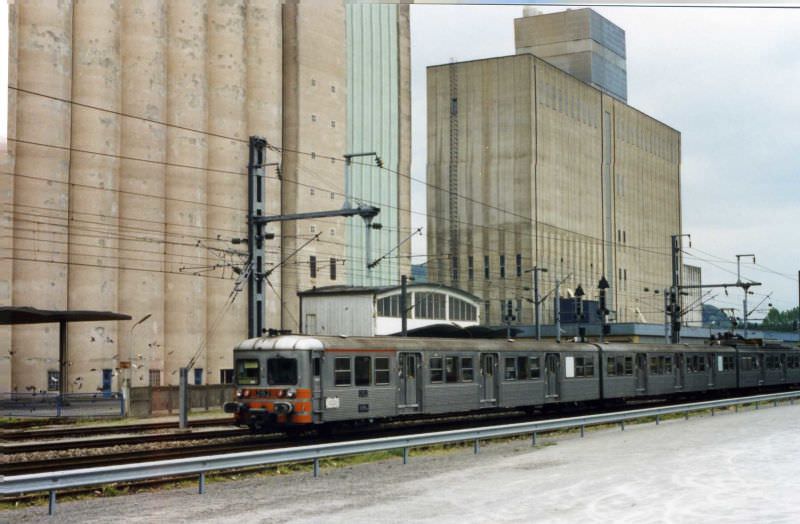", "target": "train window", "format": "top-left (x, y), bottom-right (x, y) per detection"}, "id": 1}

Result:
top-left (766, 355), bottom-right (781, 370)
top-left (445, 357), bottom-right (459, 383)
top-left (649, 356), bottom-right (671, 375)
top-left (529, 357), bottom-right (541, 379)
top-left (235, 359), bottom-right (260, 385)
top-left (504, 357), bottom-right (517, 380)
top-left (355, 356), bottom-right (371, 386)
top-left (313, 358), bottom-right (321, 377)
top-left (517, 356), bottom-right (529, 380)
top-left (649, 356), bottom-right (659, 375)
top-left (722, 356), bottom-right (735, 371)
top-left (461, 358), bottom-right (474, 382)
top-left (741, 356), bottom-right (753, 371)
top-left (664, 357), bottom-right (673, 374)
top-left (374, 357), bottom-right (390, 385)
top-left (267, 358), bottom-right (298, 385)
top-left (430, 357), bottom-right (444, 383)
top-left (334, 357), bottom-right (352, 386)
top-left (624, 357), bottom-right (633, 375)
top-left (574, 356), bottom-right (594, 378)
top-left (607, 356), bottom-right (617, 376)
top-left (788, 355), bottom-right (800, 369)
